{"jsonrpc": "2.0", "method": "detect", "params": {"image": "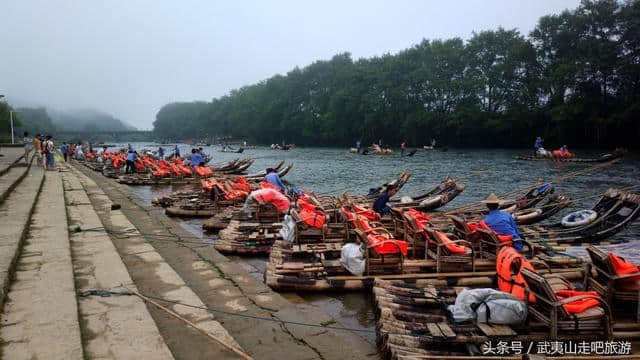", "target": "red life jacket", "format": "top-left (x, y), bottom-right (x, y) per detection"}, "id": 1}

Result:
top-left (609, 253), bottom-right (640, 282)
top-left (554, 290), bottom-right (601, 314)
top-left (135, 159), bottom-right (146, 172)
top-left (470, 221), bottom-right (513, 243)
top-left (496, 246), bottom-right (536, 302)
top-left (367, 234), bottom-right (408, 256)
top-left (194, 166), bottom-right (212, 176)
top-left (260, 181), bottom-right (281, 192)
top-left (252, 189), bottom-right (290, 211)
top-left (297, 197), bottom-right (326, 228)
